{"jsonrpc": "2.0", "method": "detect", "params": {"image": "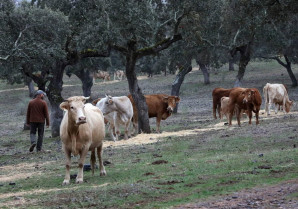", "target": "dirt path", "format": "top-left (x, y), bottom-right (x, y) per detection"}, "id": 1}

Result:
top-left (175, 180), bottom-right (298, 209)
